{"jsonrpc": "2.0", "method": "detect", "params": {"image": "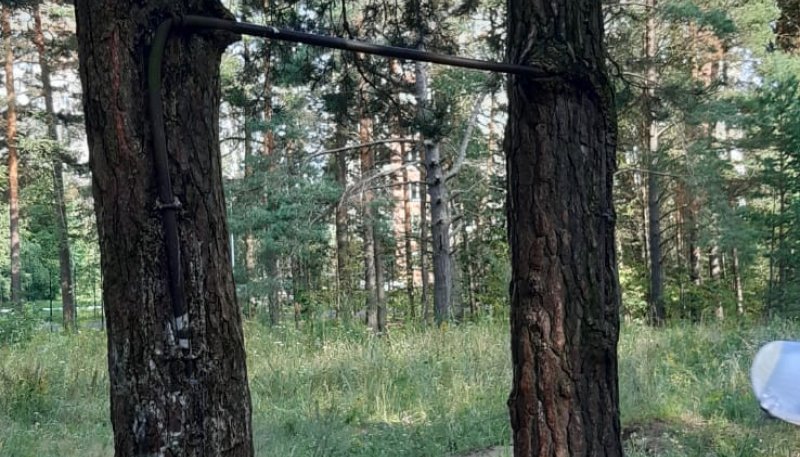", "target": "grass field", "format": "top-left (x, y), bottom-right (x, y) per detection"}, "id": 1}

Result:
top-left (0, 317), bottom-right (798, 456)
